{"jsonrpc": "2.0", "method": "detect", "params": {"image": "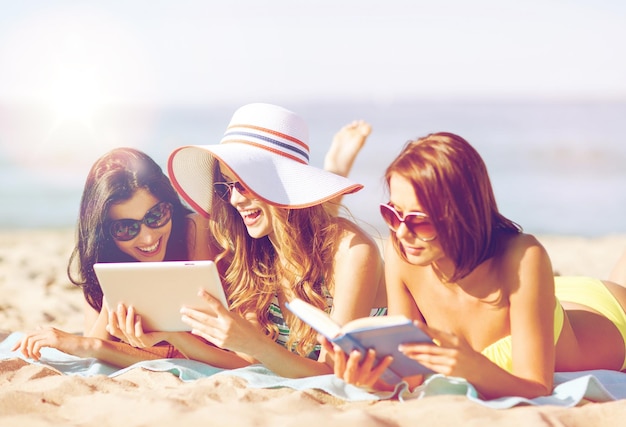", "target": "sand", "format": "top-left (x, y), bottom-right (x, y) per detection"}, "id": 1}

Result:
top-left (1, 228), bottom-right (626, 426)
